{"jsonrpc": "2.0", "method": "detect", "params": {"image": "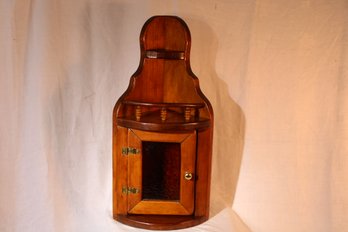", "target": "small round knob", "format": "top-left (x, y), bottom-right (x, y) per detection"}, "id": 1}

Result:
top-left (184, 172), bottom-right (193, 181)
